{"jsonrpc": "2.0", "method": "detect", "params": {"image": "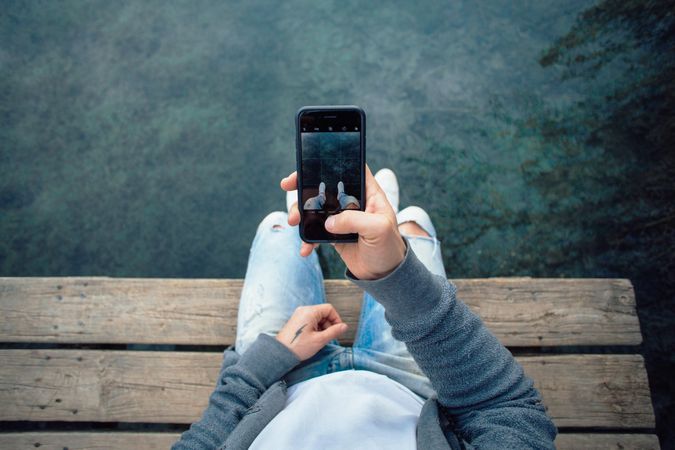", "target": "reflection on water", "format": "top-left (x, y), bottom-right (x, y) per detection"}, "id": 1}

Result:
top-left (1, 0), bottom-right (673, 443)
